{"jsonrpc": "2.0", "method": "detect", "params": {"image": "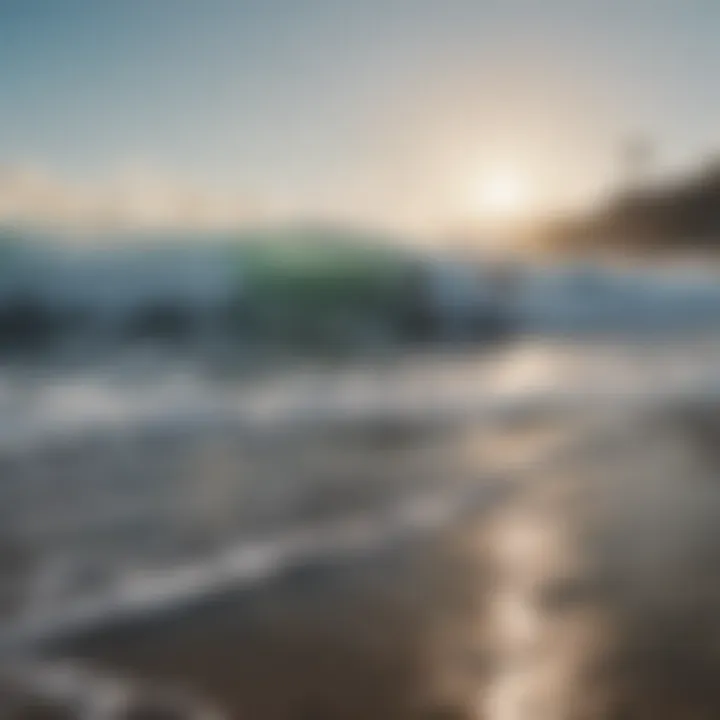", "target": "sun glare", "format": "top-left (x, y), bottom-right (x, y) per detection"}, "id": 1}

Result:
top-left (468, 169), bottom-right (532, 223)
